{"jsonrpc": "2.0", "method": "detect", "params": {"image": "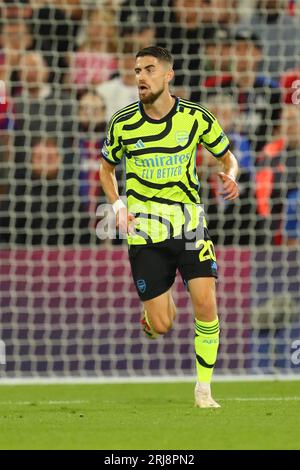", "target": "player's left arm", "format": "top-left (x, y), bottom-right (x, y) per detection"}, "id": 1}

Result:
top-left (218, 150), bottom-right (239, 200)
